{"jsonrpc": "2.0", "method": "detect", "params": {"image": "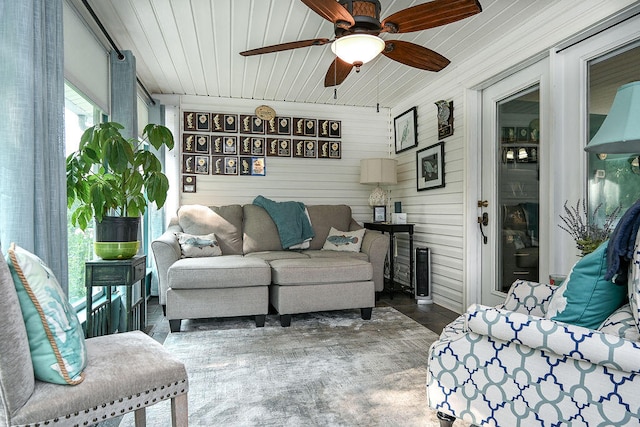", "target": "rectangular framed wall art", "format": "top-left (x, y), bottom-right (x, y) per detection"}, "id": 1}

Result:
top-left (416, 141), bottom-right (445, 191)
top-left (394, 106), bottom-right (418, 154)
